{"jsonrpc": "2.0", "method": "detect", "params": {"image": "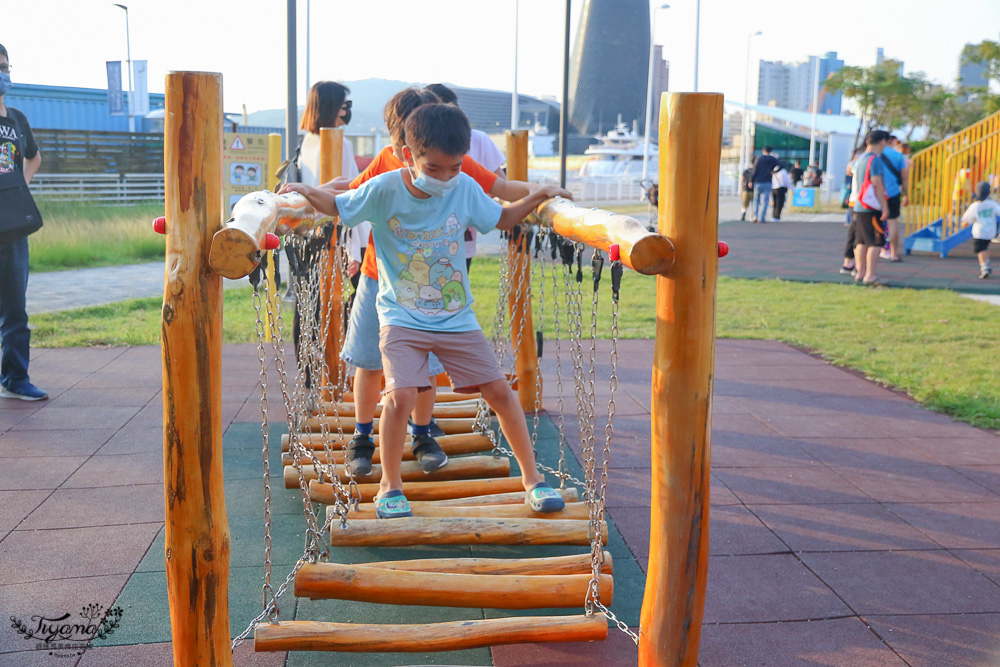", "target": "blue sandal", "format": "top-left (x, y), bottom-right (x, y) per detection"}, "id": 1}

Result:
top-left (526, 482), bottom-right (565, 513)
top-left (375, 490), bottom-right (413, 519)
